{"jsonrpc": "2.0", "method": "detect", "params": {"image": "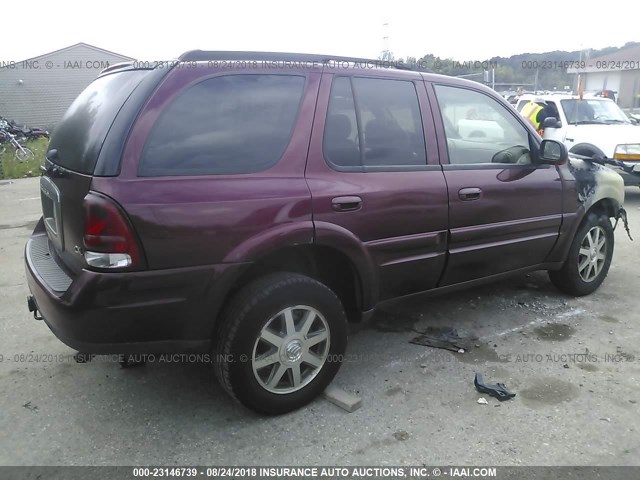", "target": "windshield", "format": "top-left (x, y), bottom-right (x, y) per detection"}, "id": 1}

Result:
top-left (560, 99), bottom-right (630, 125)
